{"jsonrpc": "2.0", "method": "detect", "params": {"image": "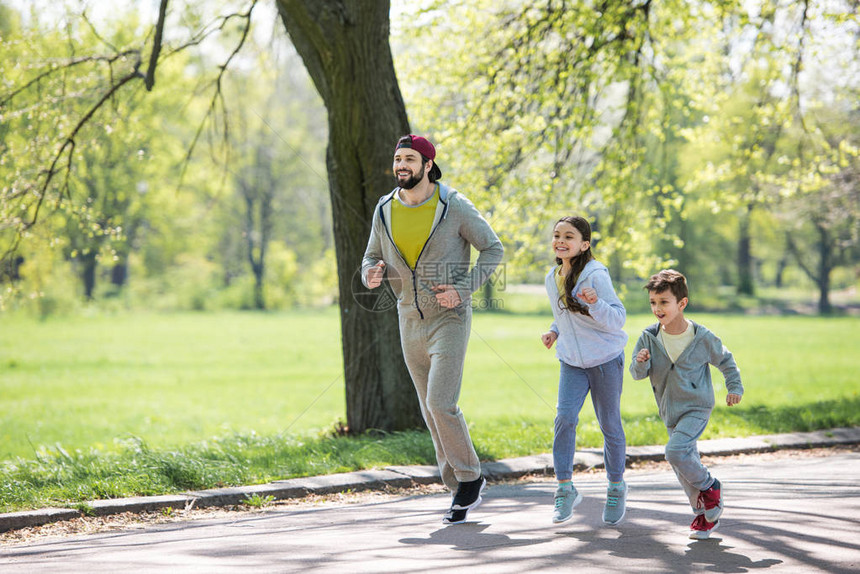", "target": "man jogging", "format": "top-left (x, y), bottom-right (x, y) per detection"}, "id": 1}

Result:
top-left (362, 134), bottom-right (503, 524)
